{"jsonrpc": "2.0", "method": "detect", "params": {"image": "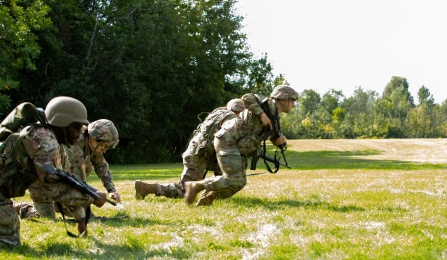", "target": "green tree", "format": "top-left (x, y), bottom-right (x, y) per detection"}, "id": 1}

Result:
top-left (0, 0), bottom-right (51, 114)
top-left (341, 87), bottom-right (378, 137)
top-left (29, 0), bottom-right (264, 163)
top-left (407, 86), bottom-right (437, 137)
